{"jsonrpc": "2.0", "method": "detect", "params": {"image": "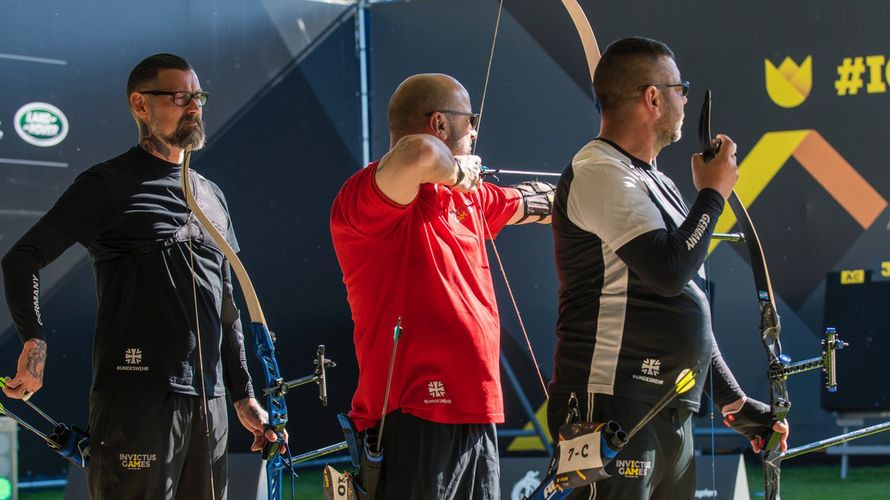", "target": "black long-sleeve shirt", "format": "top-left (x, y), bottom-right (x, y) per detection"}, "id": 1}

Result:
top-left (2, 146), bottom-right (254, 400)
